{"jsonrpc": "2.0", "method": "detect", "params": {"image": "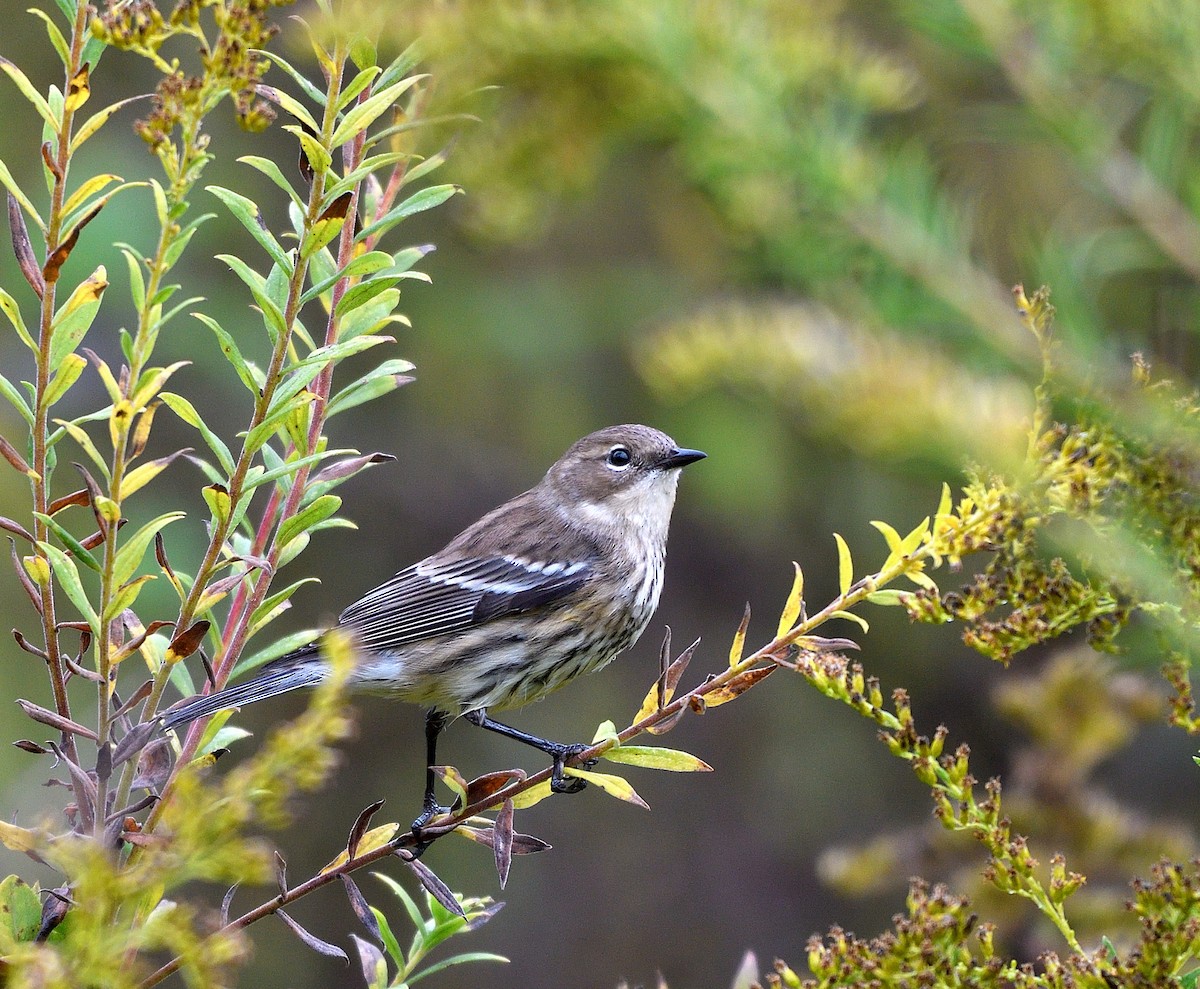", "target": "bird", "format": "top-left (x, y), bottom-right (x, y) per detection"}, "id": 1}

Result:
top-left (160, 424), bottom-right (705, 832)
